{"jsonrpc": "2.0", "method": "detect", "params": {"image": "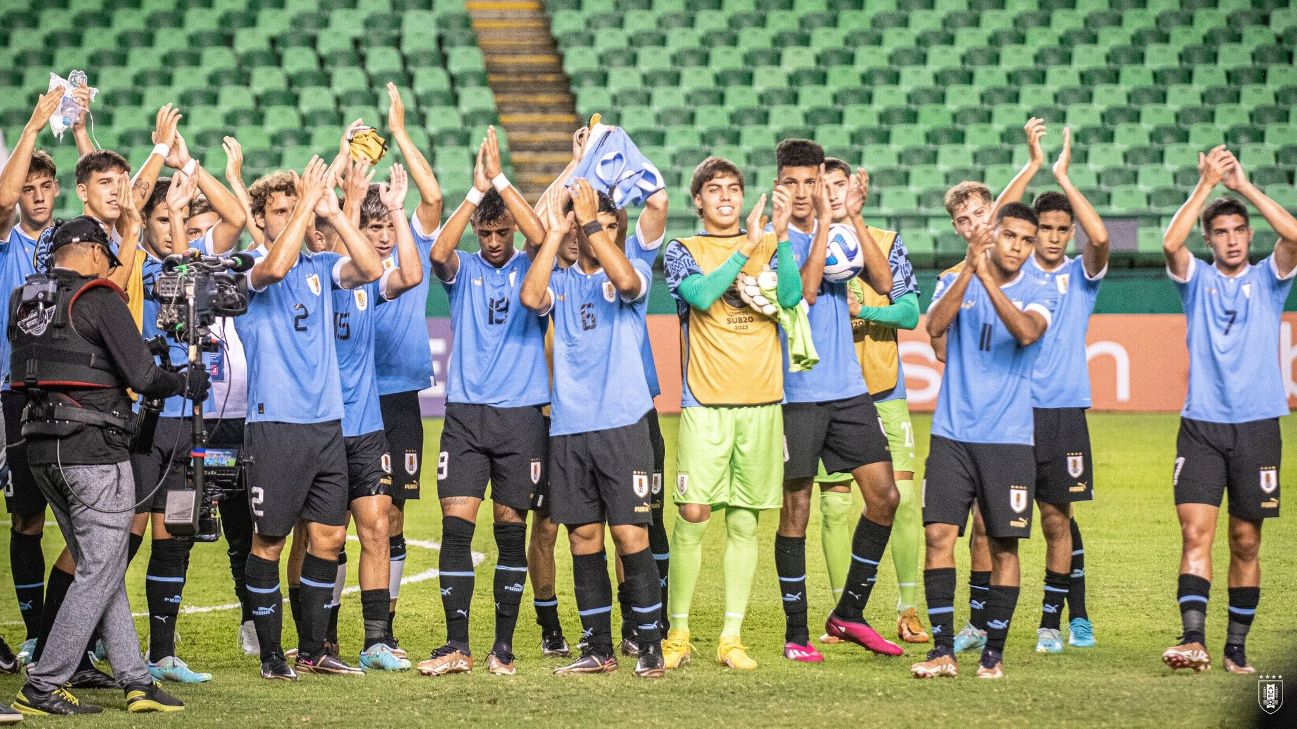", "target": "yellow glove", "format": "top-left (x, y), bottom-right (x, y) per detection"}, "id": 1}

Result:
top-left (349, 127), bottom-right (388, 164)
